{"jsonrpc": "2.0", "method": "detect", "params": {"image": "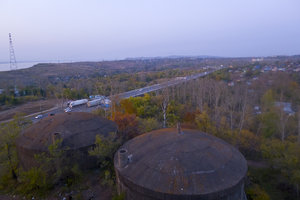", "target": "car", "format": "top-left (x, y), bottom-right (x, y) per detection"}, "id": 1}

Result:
top-left (35, 114), bottom-right (43, 119)
top-left (64, 107), bottom-right (71, 112)
top-left (49, 113), bottom-right (55, 116)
